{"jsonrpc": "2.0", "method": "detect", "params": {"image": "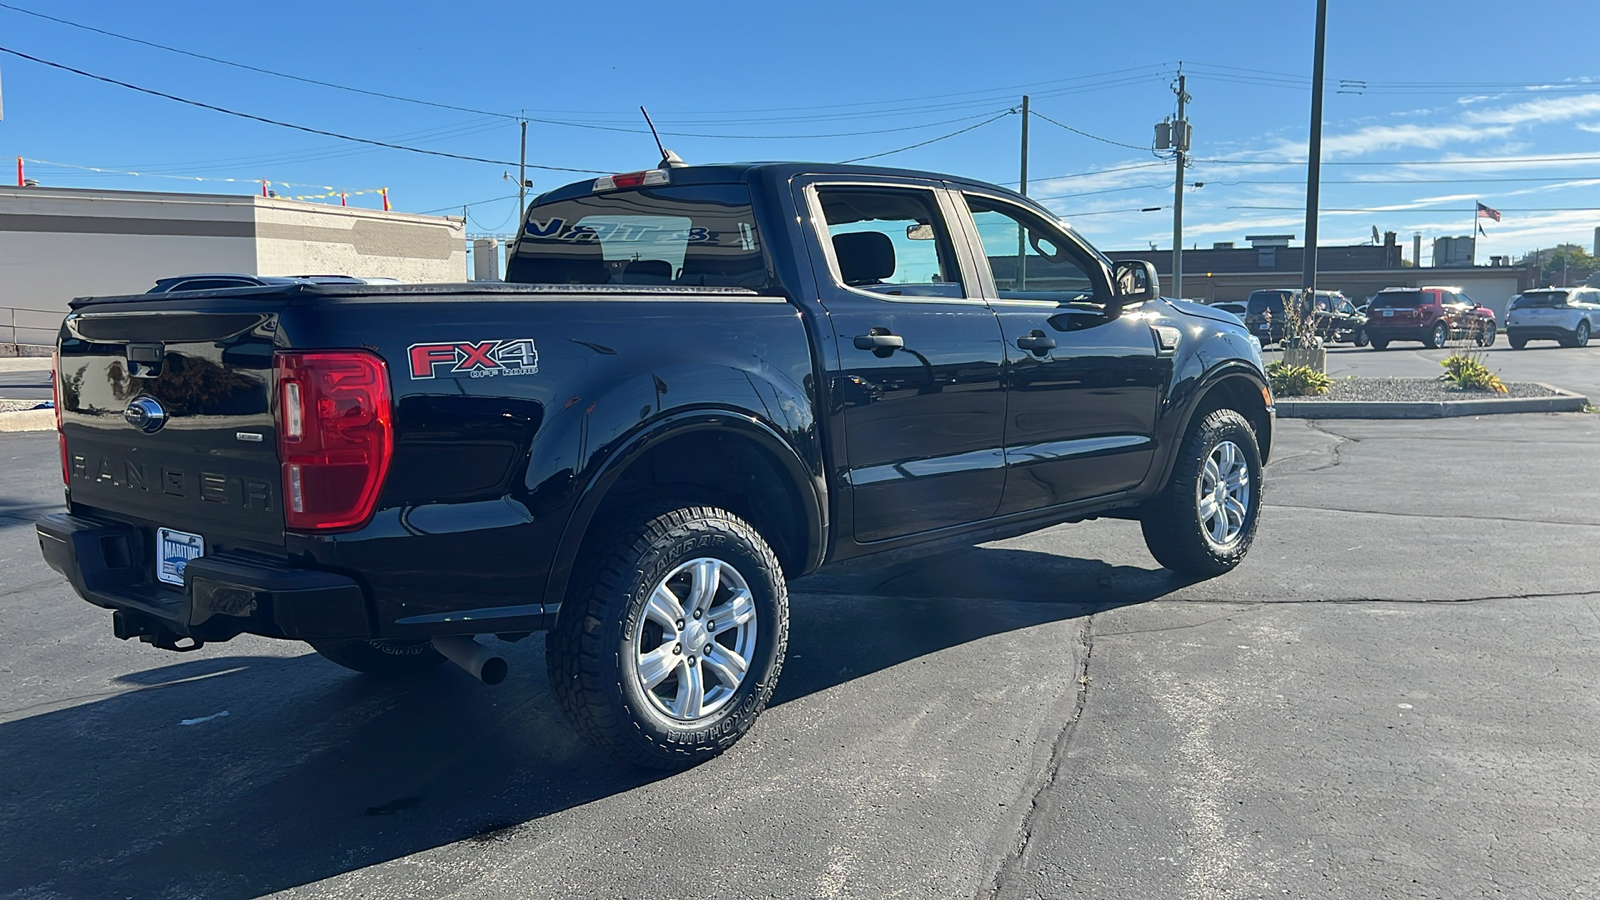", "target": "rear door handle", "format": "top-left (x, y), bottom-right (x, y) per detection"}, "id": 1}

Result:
top-left (853, 331), bottom-right (904, 351)
top-left (1016, 331), bottom-right (1056, 354)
